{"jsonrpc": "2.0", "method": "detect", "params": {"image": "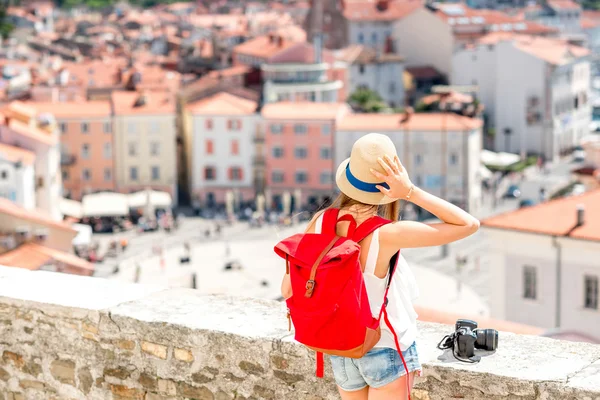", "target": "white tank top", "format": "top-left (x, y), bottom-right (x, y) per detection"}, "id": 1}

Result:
top-left (316, 214), bottom-right (419, 351)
